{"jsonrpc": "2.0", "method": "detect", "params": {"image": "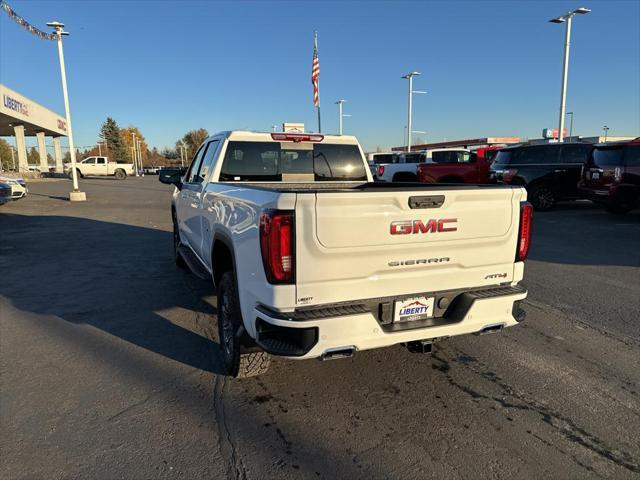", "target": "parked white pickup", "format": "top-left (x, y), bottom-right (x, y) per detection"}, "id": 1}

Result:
top-left (65, 156), bottom-right (134, 180)
top-left (161, 131), bottom-right (531, 378)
